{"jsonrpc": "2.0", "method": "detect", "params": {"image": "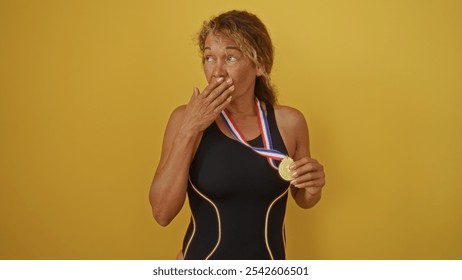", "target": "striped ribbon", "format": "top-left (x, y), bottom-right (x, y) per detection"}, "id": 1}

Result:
top-left (220, 98), bottom-right (287, 170)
